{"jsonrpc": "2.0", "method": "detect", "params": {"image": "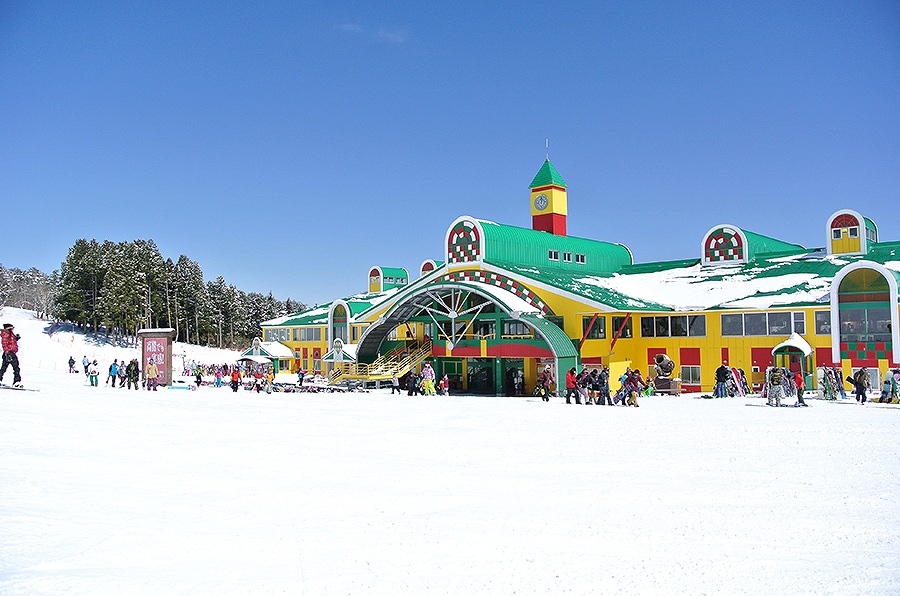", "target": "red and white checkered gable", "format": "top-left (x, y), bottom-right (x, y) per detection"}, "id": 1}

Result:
top-left (447, 220), bottom-right (481, 264)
